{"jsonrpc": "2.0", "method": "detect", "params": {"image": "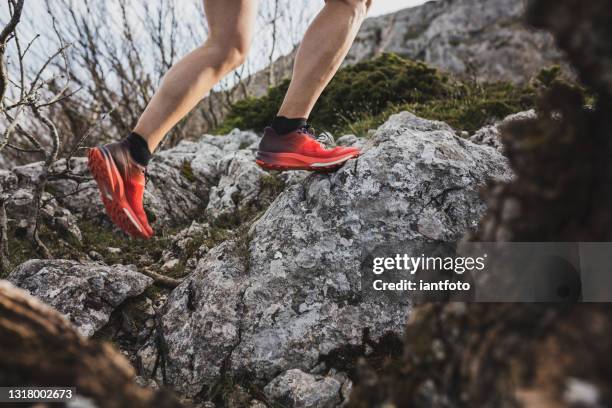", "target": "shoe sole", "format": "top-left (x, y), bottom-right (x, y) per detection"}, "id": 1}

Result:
top-left (88, 147), bottom-right (151, 239)
top-left (255, 151), bottom-right (360, 172)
